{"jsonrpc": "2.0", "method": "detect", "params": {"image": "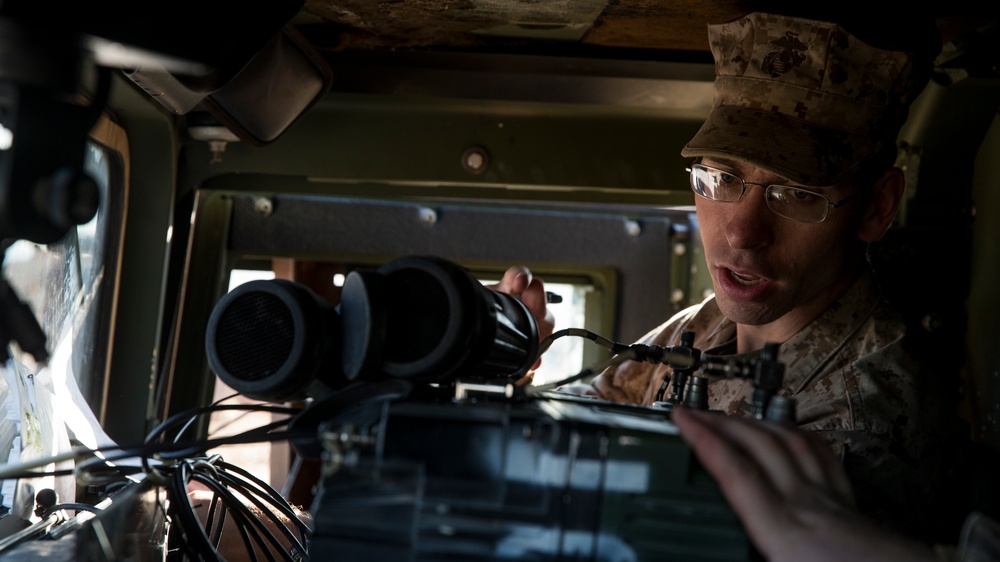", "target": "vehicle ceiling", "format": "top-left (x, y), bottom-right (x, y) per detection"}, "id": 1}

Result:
top-left (248, 0), bottom-right (998, 120)
top-left (292, 0), bottom-right (997, 70)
